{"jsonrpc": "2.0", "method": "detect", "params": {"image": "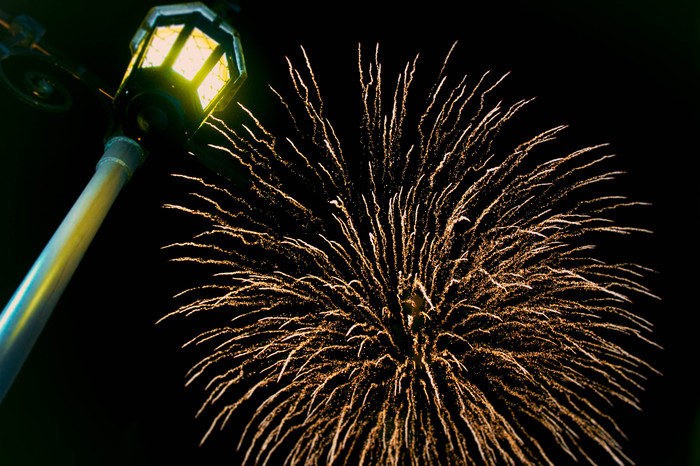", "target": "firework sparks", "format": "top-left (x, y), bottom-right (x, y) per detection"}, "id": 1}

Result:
top-left (162, 44), bottom-right (657, 465)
